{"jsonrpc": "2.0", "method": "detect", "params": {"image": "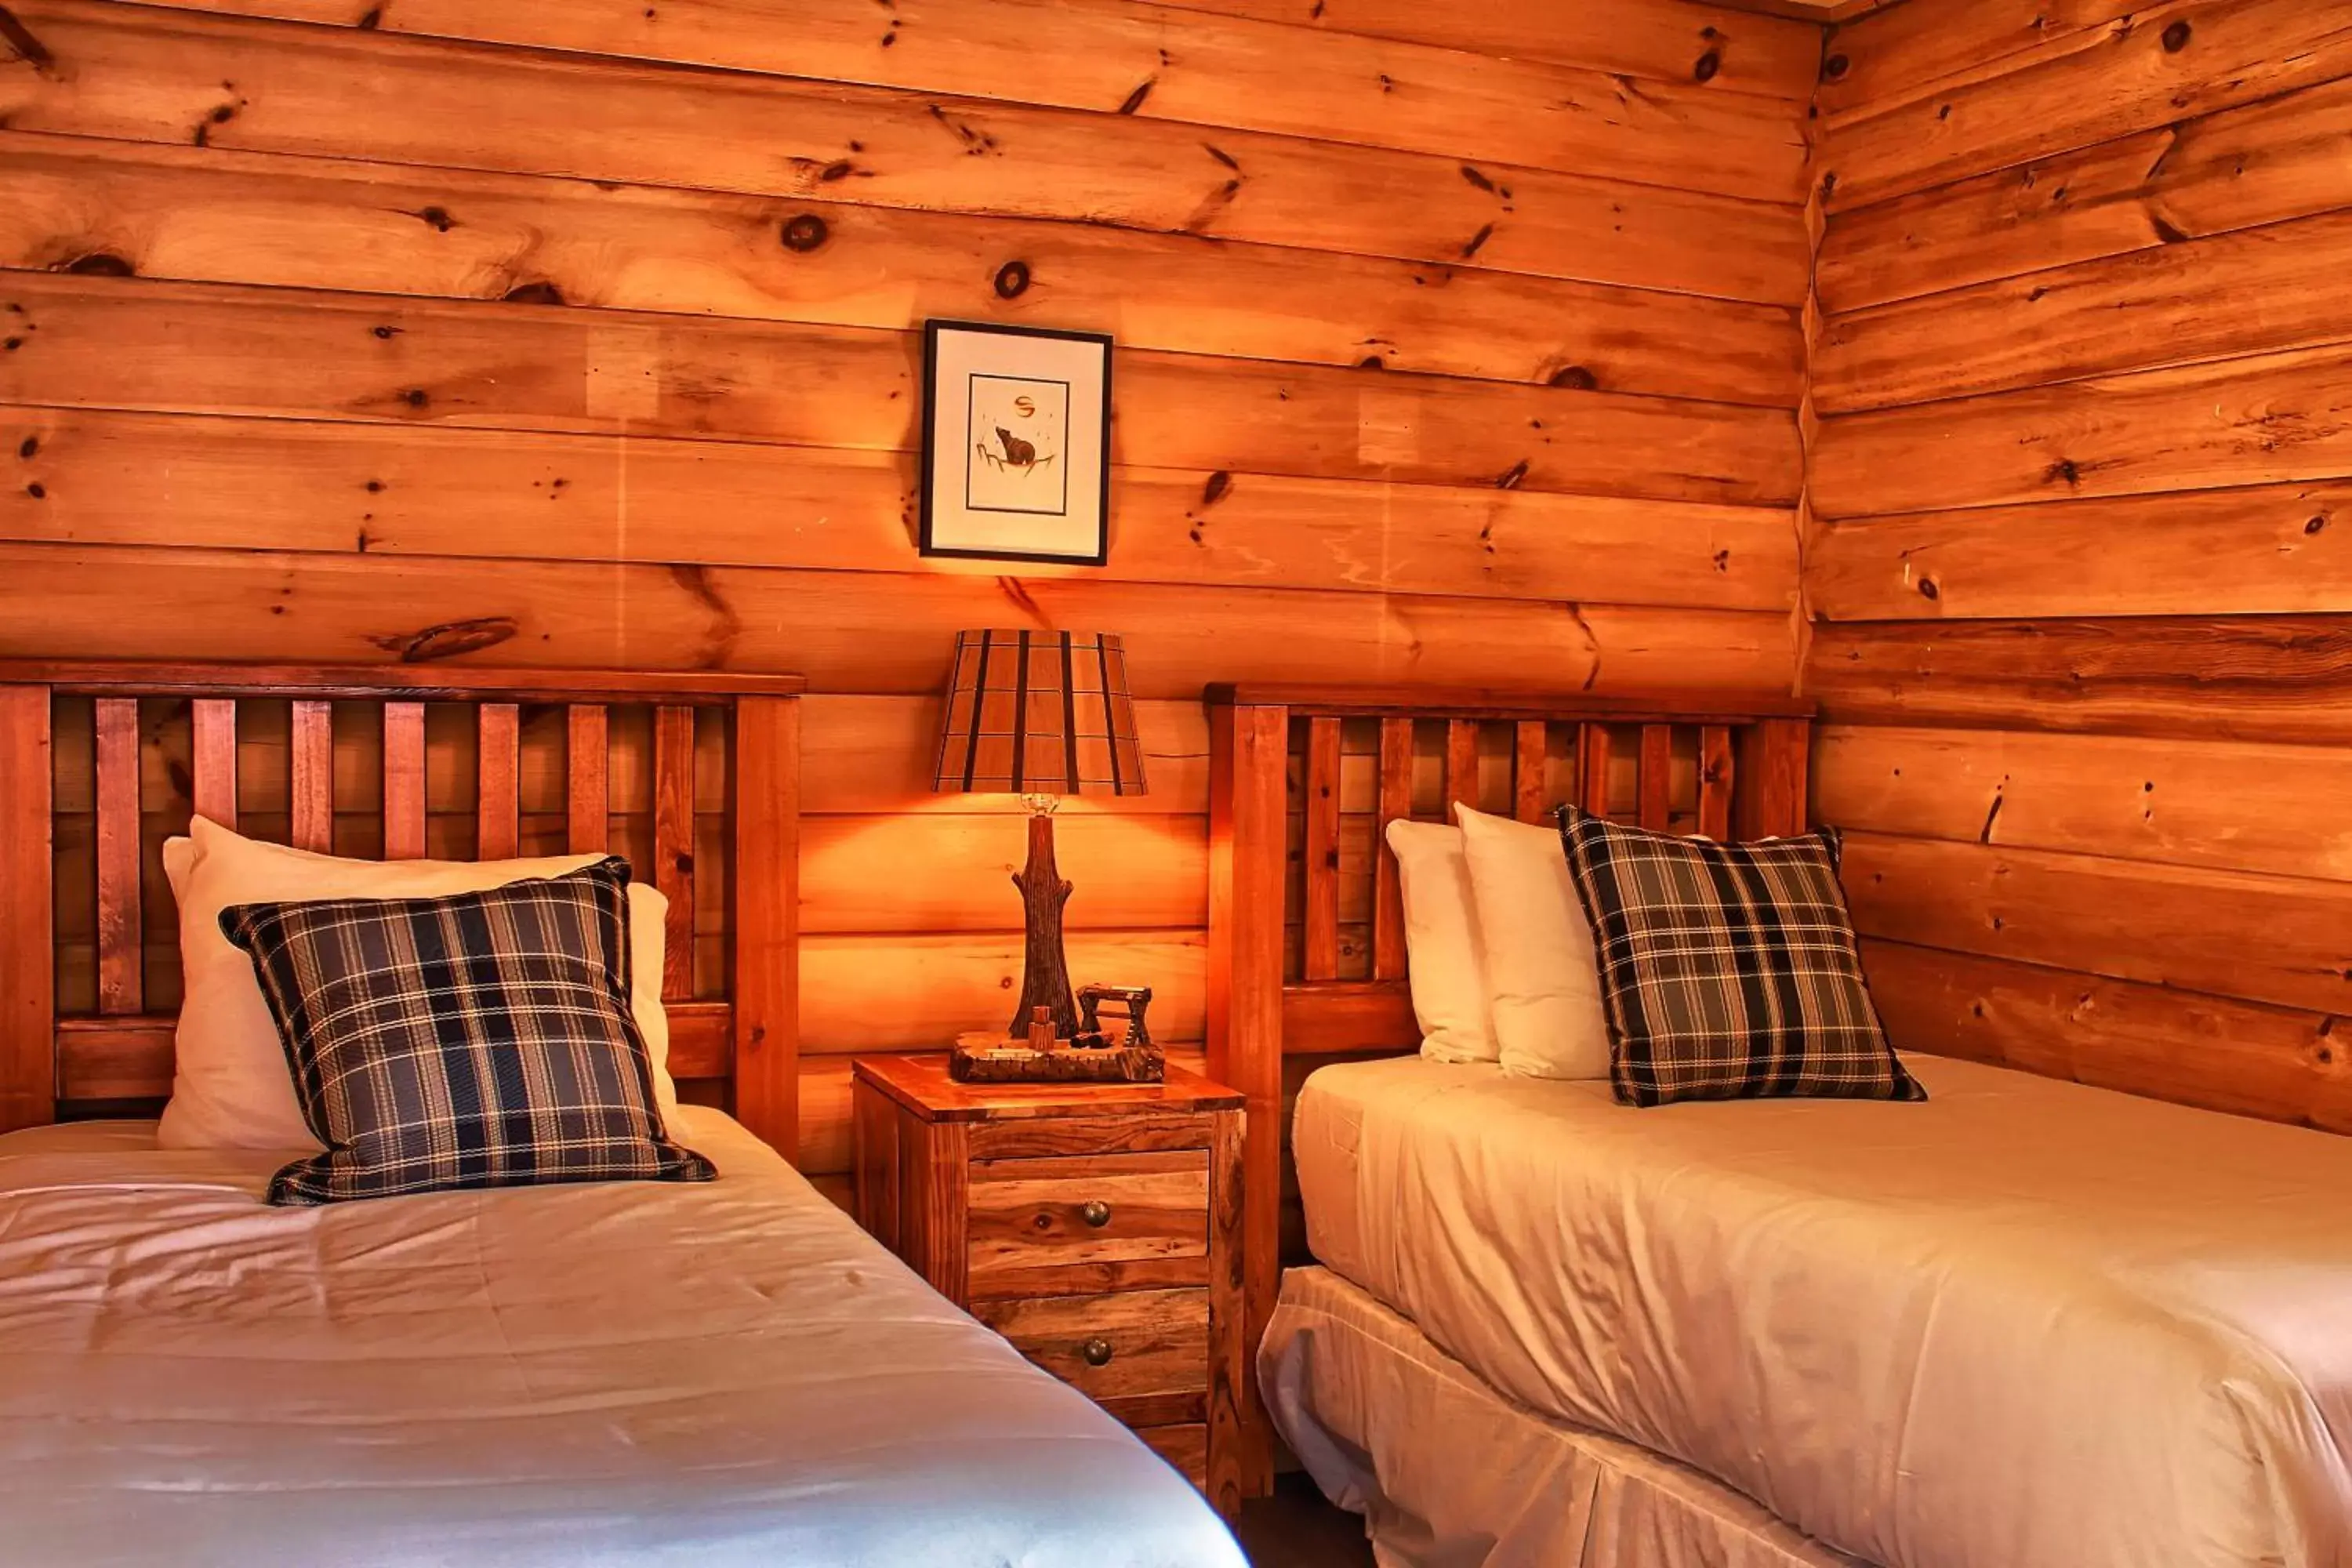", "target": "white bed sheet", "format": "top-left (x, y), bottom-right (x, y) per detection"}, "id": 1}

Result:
top-left (1263, 1263), bottom-right (1865, 1568)
top-left (1292, 1053), bottom-right (2352, 1568)
top-left (0, 1106), bottom-right (1245, 1567)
